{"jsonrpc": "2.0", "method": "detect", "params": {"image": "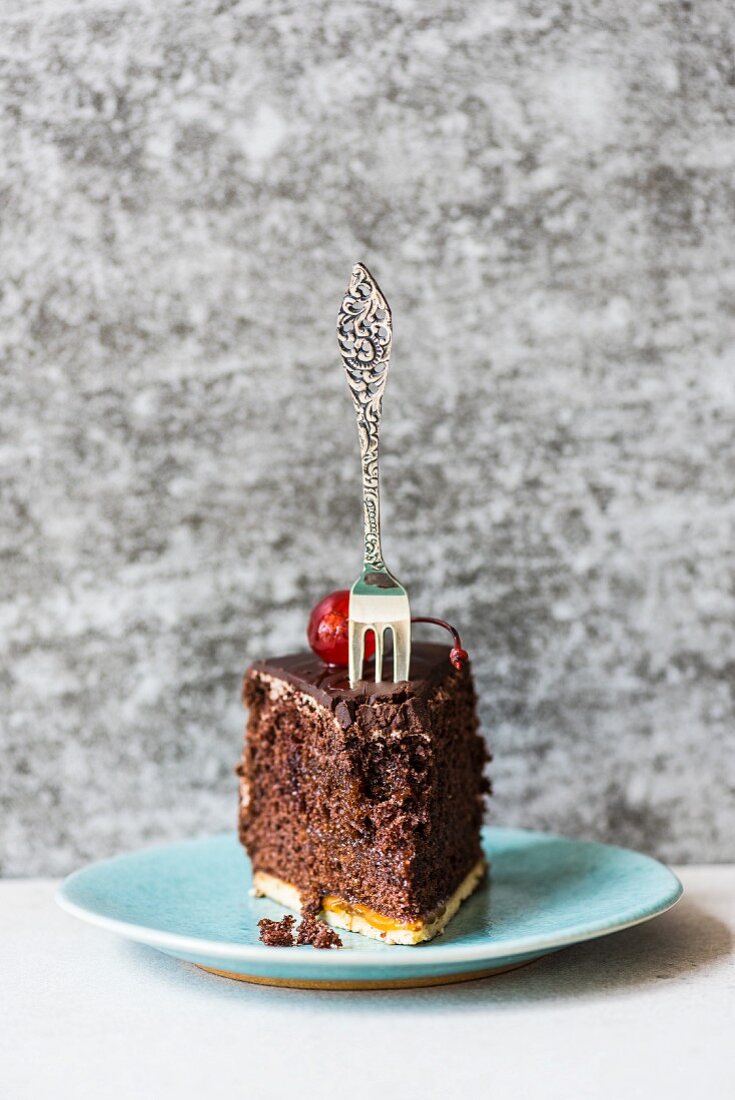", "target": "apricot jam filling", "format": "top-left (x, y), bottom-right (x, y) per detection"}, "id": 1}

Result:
top-left (321, 895), bottom-right (423, 933)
